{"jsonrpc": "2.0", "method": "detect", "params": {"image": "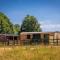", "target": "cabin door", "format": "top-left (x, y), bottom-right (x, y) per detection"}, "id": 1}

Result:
top-left (44, 34), bottom-right (49, 45)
